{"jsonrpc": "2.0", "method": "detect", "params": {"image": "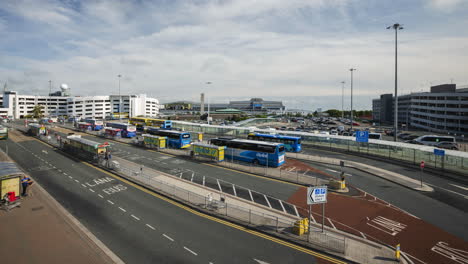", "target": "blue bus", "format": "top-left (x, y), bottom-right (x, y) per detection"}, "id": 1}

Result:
top-left (146, 127), bottom-right (191, 148)
top-left (105, 122), bottom-right (137, 138)
top-left (209, 138), bottom-right (286, 167)
top-left (83, 118), bottom-right (104, 131)
top-left (247, 133), bottom-right (301, 152)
